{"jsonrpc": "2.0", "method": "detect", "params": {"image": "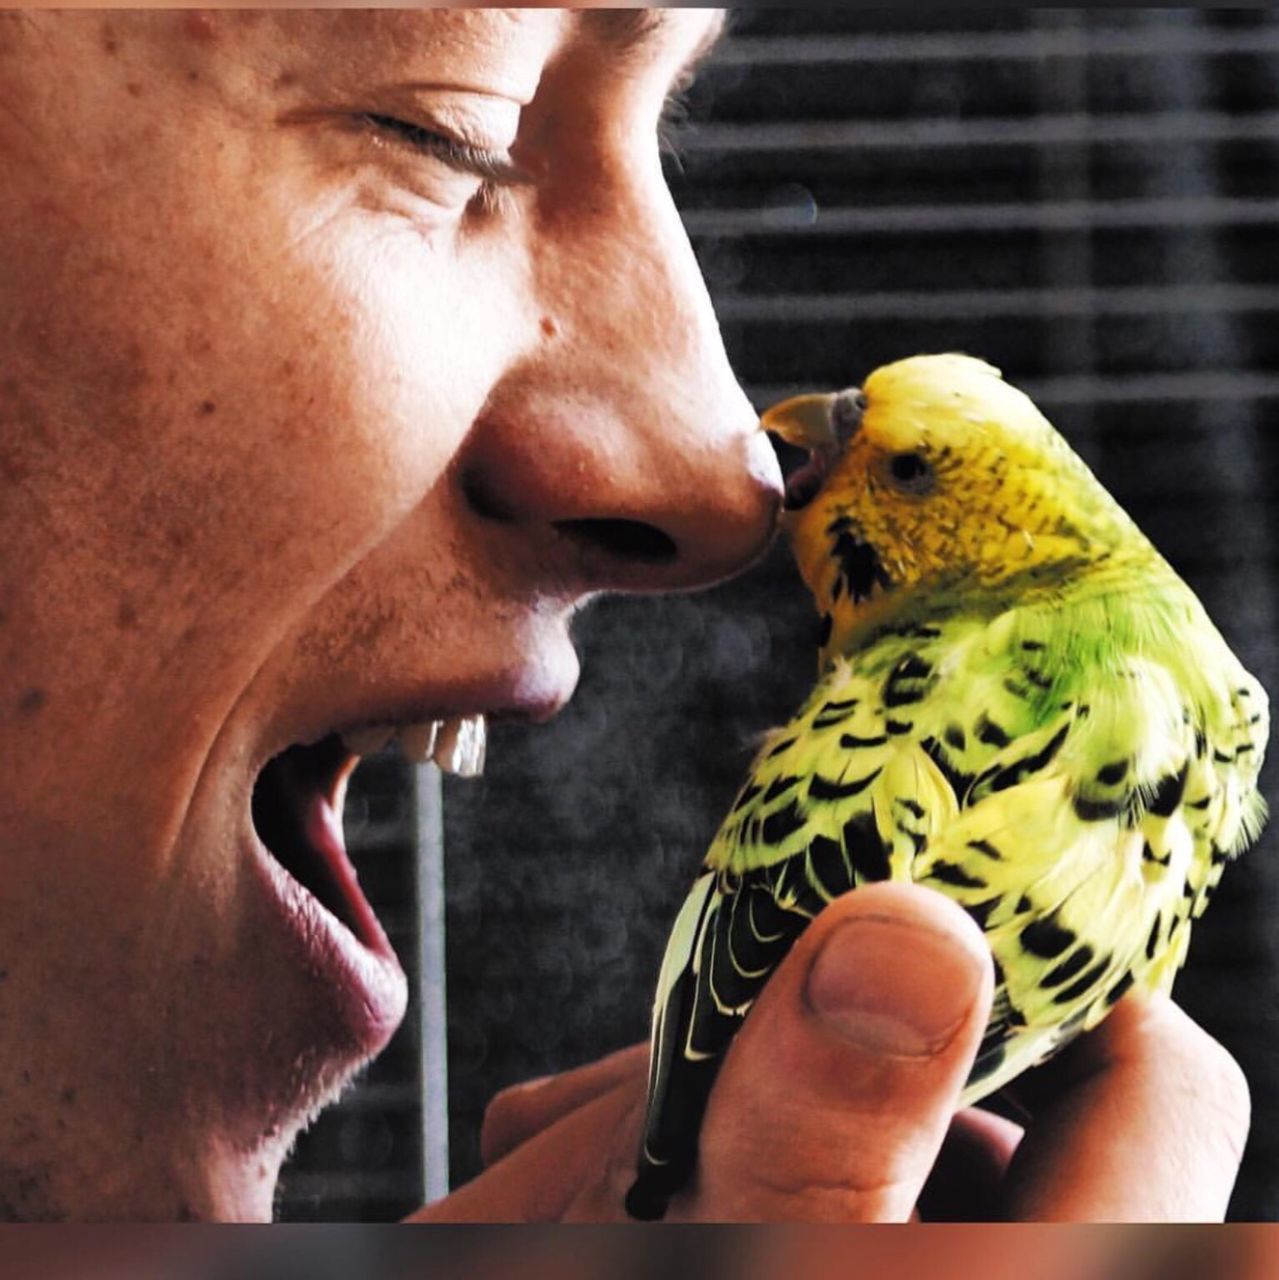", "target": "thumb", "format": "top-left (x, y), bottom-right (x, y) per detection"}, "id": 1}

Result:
top-left (685, 882), bottom-right (994, 1221)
